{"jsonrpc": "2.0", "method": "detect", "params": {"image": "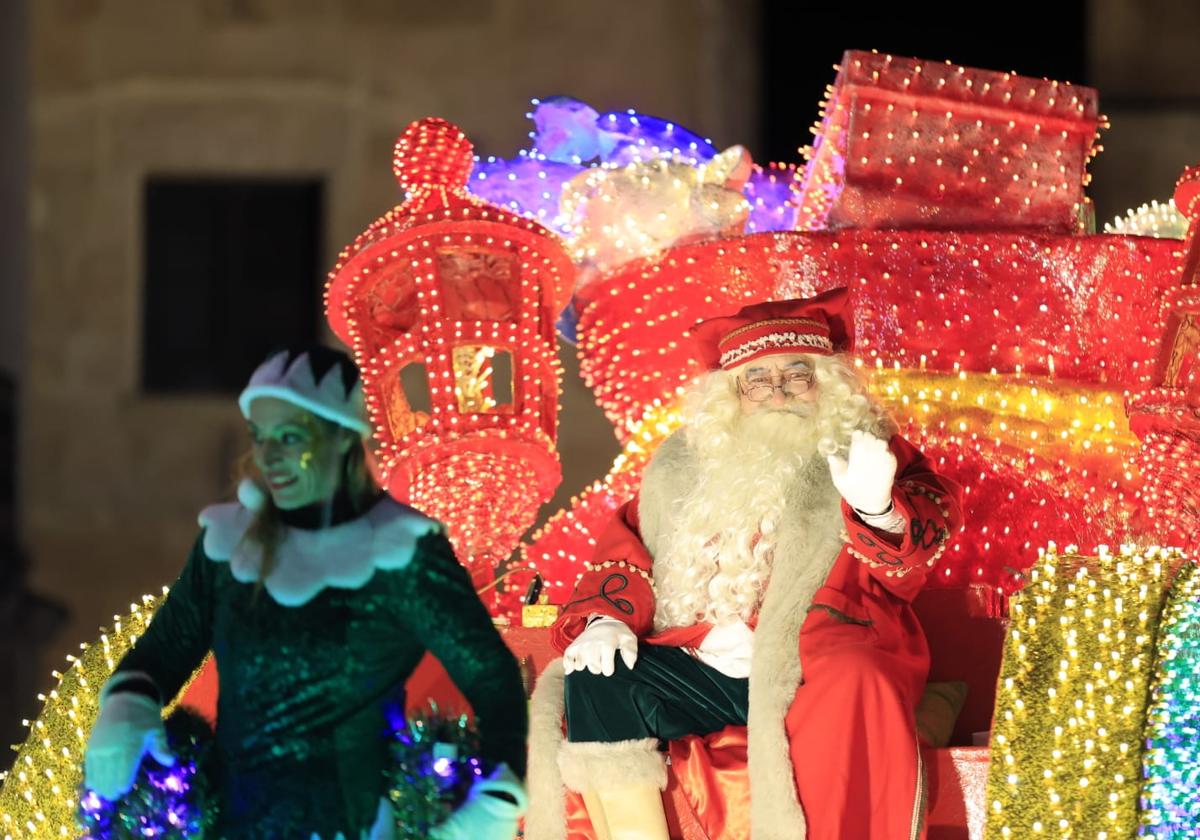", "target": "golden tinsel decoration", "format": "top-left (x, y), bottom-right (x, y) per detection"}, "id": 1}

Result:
top-left (984, 543), bottom-right (1184, 839)
top-left (0, 591), bottom-right (204, 839)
